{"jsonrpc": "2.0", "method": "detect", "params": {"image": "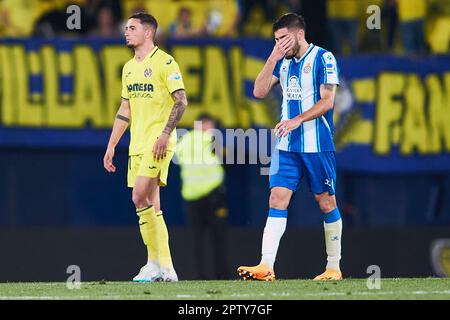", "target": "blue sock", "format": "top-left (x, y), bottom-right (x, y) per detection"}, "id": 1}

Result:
top-left (268, 208), bottom-right (288, 218)
top-left (323, 207), bottom-right (341, 224)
